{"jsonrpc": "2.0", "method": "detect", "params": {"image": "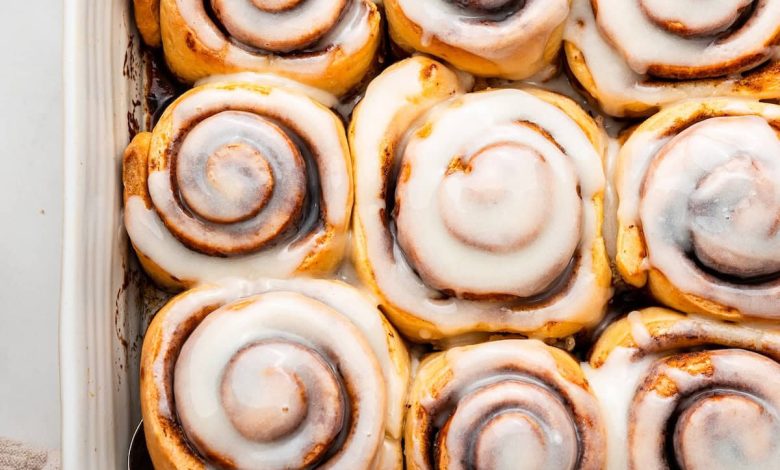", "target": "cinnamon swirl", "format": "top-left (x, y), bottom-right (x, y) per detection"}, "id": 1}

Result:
top-left (350, 56), bottom-right (612, 342)
top-left (586, 307), bottom-right (780, 469)
top-left (616, 98), bottom-right (780, 322)
top-left (123, 80), bottom-right (351, 290)
top-left (406, 339), bottom-right (606, 469)
top-left (140, 278), bottom-right (410, 470)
